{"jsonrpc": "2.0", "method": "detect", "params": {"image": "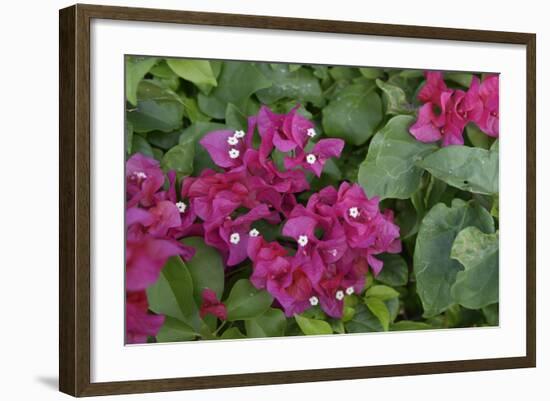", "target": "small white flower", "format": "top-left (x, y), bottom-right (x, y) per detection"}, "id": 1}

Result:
top-left (349, 207), bottom-right (360, 218)
top-left (134, 171), bottom-right (147, 179)
top-left (249, 228), bottom-right (260, 237)
top-left (345, 287), bottom-right (355, 296)
top-left (229, 233), bottom-right (241, 245)
top-left (234, 130), bottom-right (246, 139)
top-left (297, 235), bottom-right (309, 247)
top-left (309, 296), bottom-right (319, 306)
top-left (175, 201), bottom-right (186, 213)
top-left (335, 290), bottom-right (345, 301)
top-left (227, 136), bottom-right (239, 145)
top-left (306, 154), bottom-right (317, 165)
top-left (307, 128), bottom-right (317, 138)
top-left (329, 249), bottom-right (338, 257)
top-left (228, 148), bottom-right (240, 159)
